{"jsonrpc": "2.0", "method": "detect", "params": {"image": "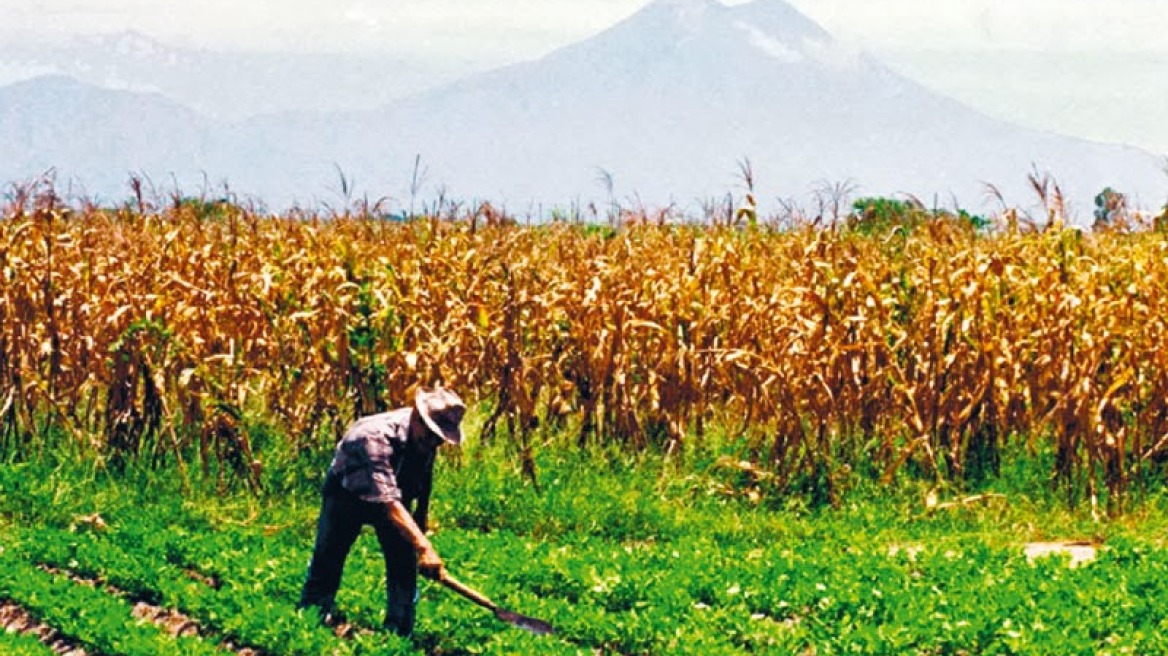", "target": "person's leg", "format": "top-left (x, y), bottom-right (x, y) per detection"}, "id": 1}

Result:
top-left (298, 477), bottom-right (364, 623)
top-left (372, 509), bottom-right (419, 636)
